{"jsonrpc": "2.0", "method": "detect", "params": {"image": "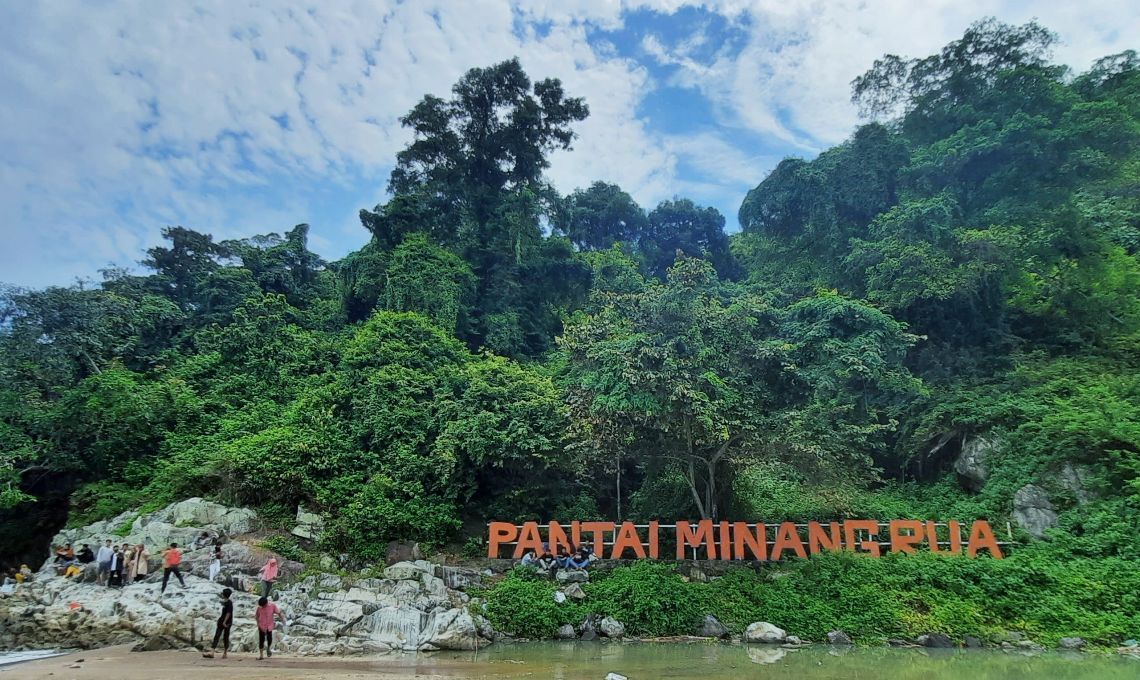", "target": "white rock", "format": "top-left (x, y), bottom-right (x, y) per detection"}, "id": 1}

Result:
top-left (599, 616), bottom-right (625, 638)
top-left (743, 621), bottom-right (787, 644)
